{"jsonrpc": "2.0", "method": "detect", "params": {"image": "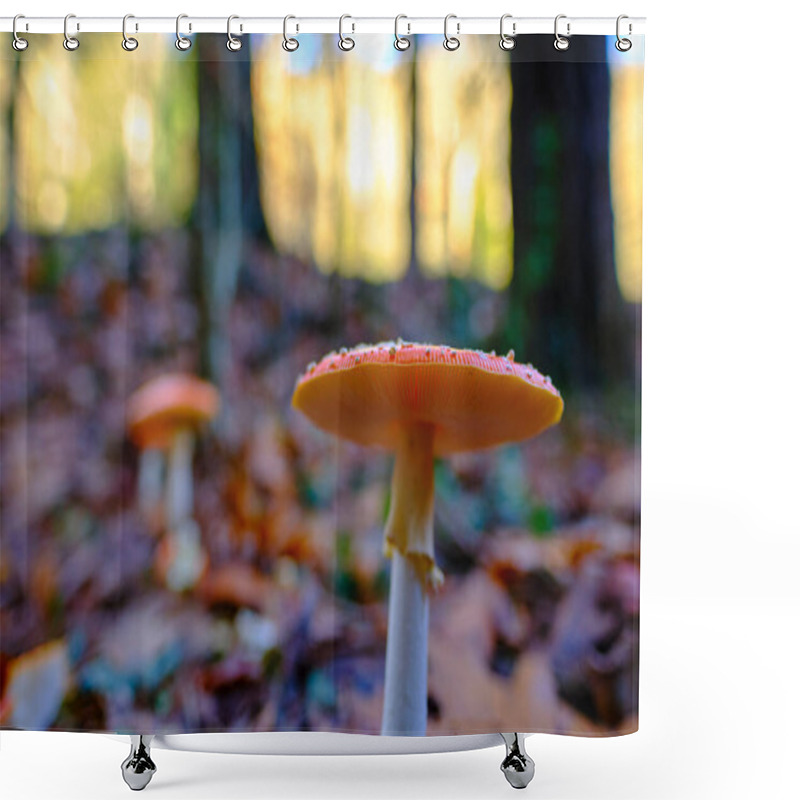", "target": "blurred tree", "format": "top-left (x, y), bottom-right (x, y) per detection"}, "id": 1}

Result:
top-left (1, 51), bottom-right (20, 234)
top-left (609, 58), bottom-right (644, 304)
top-left (8, 36), bottom-right (197, 235)
top-left (408, 42), bottom-right (420, 280)
top-left (505, 37), bottom-right (637, 391)
top-left (191, 39), bottom-right (269, 417)
top-left (251, 36), bottom-right (412, 283)
top-left (415, 37), bottom-right (513, 289)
